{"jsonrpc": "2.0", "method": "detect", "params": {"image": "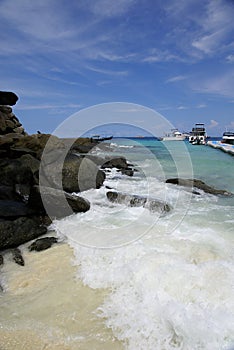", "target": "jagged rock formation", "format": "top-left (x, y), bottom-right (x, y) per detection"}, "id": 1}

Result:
top-left (0, 92), bottom-right (106, 252)
top-left (0, 105), bottom-right (25, 135)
